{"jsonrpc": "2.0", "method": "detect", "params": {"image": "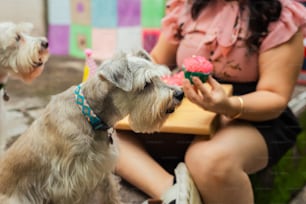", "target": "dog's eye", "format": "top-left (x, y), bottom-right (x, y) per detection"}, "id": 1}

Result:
top-left (15, 34), bottom-right (21, 41)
